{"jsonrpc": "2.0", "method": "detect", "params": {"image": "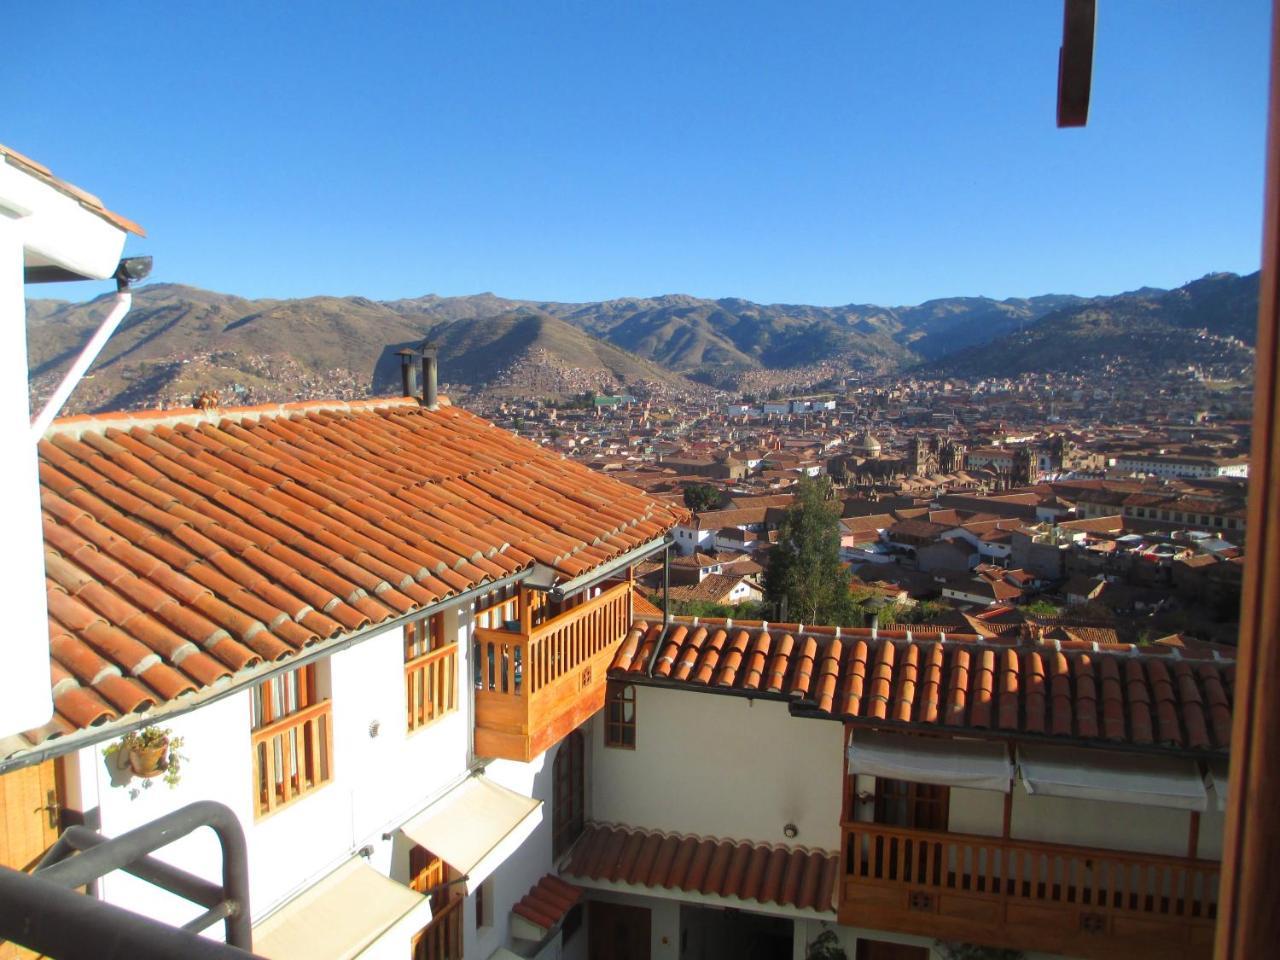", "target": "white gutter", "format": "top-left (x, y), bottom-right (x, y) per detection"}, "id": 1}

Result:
top-left (30, 288), bottom-right (133, 439)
